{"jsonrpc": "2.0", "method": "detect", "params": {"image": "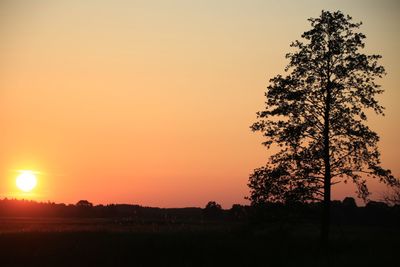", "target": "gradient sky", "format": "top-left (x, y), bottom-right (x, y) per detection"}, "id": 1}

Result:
top-left (0, 0), bottom-right (399, 207)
